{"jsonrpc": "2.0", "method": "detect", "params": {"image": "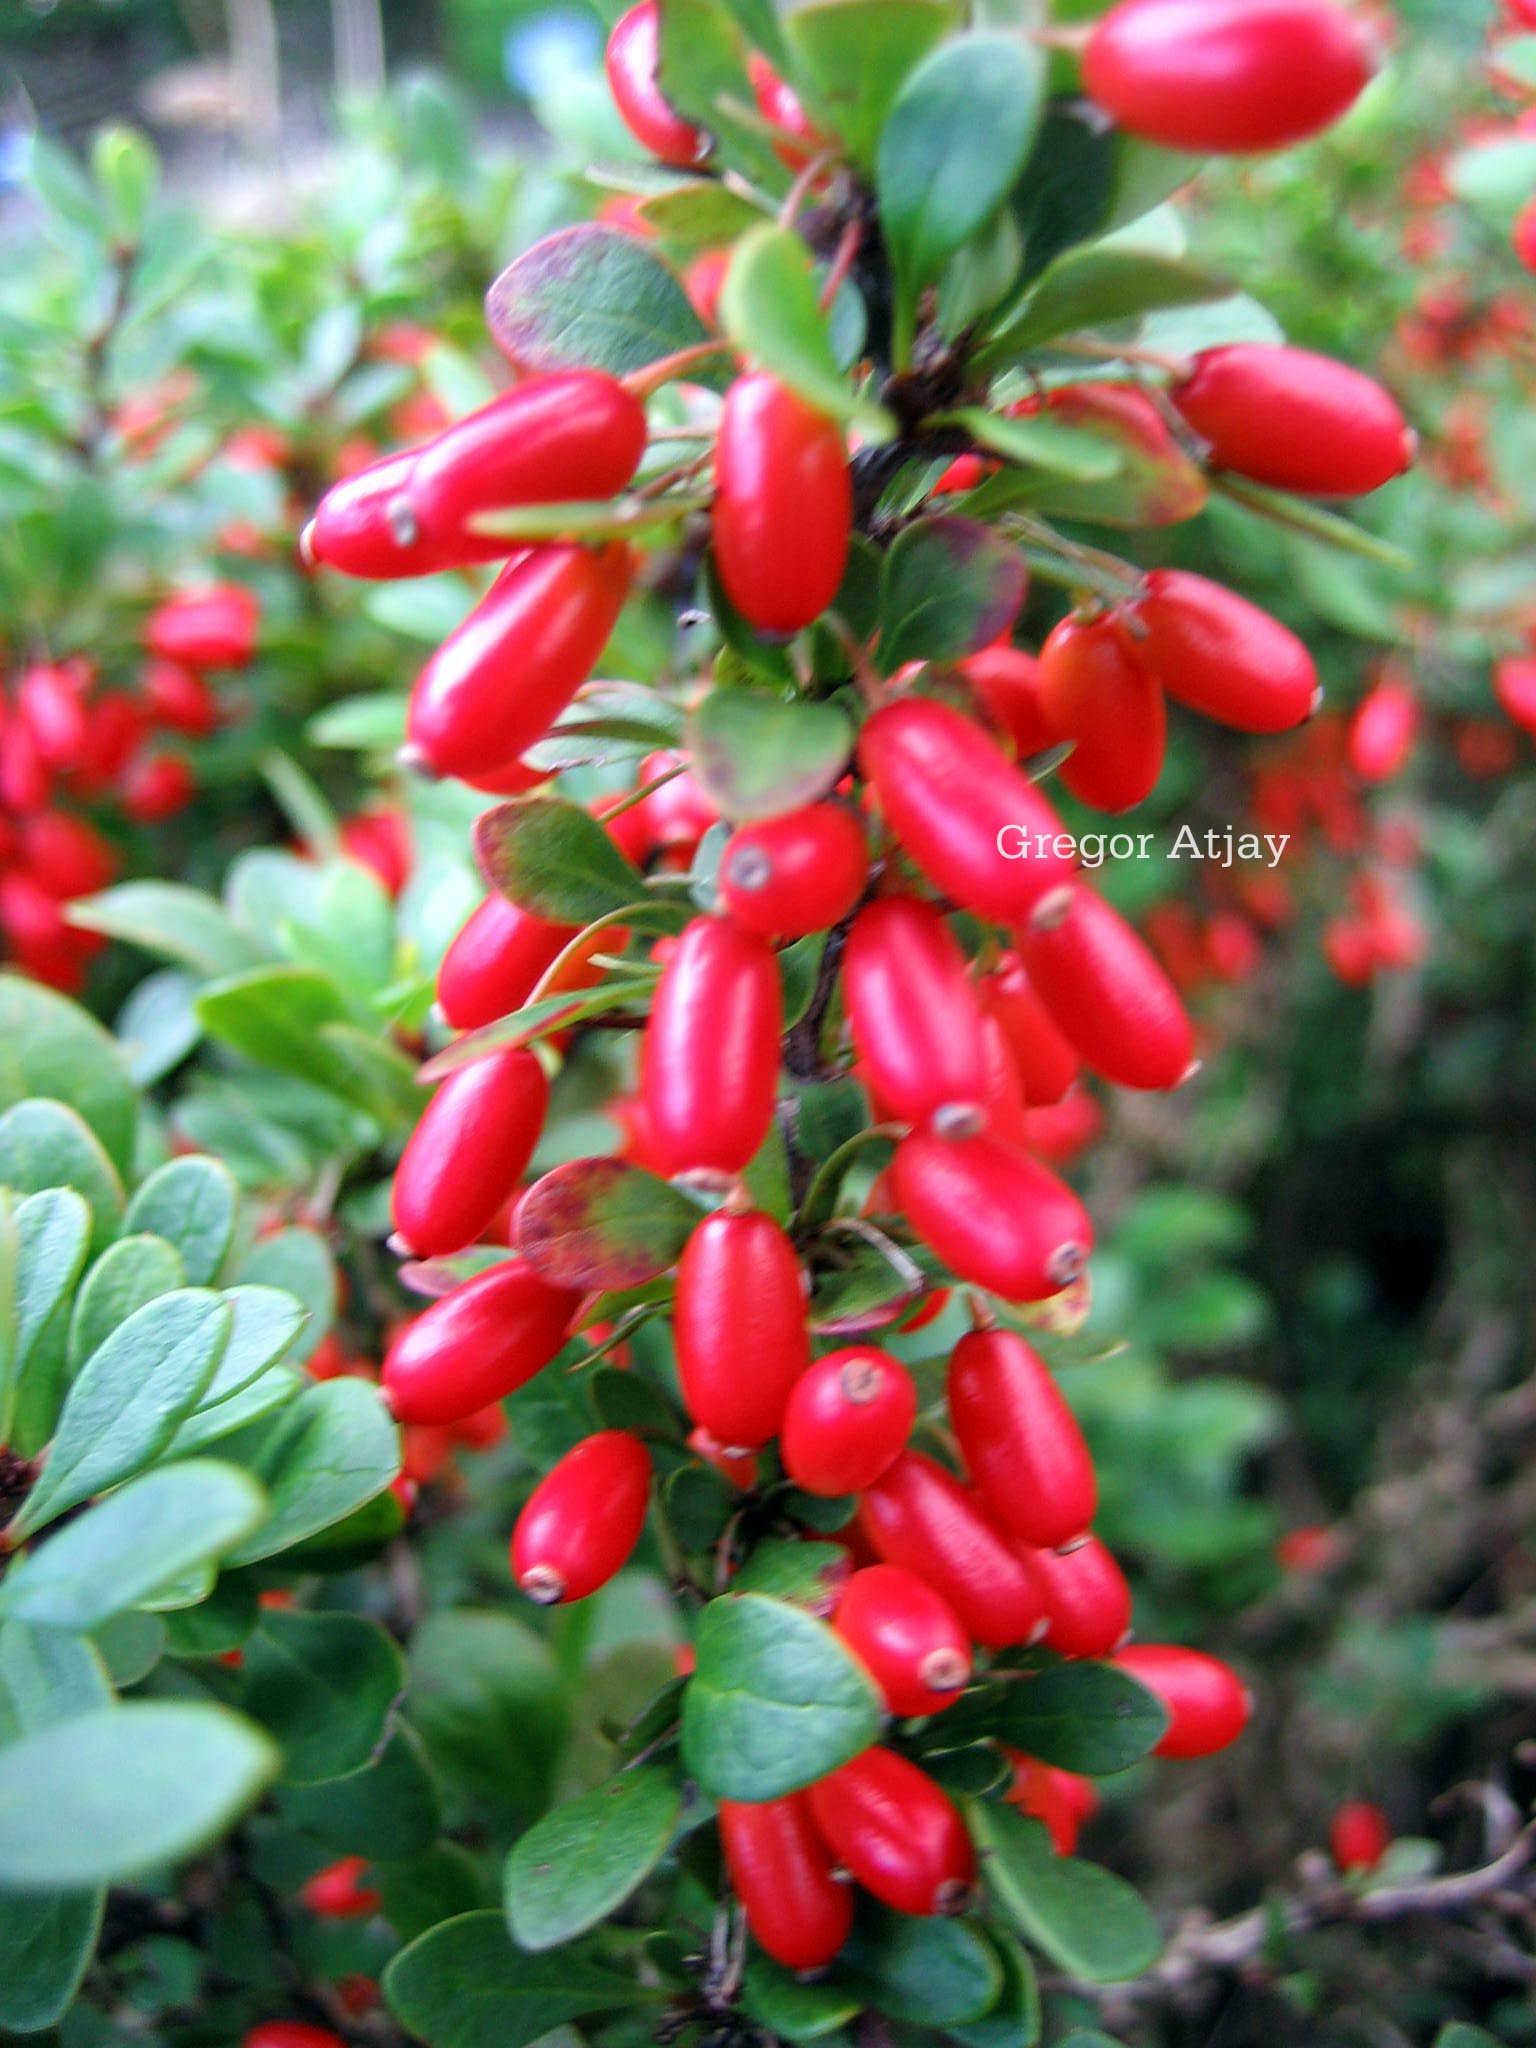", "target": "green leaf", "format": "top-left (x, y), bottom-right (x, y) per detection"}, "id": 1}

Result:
top-left (970, 1804), bottom-right (1162, 1983)
top-left (681, 1593), bottom-right (881, 1800)
top-left (0, 1890), bottom-right (104, 2033)
top-left (505, 1767), bottom-right (681, 1950)
top-left (308, 691), bottom-right (410, 752)
top-left (117, 968), bottom-right (203, 1085)
top-left (92, 124), bottom-right (159, 237)
top-left (720, 225), bottom-right (894, 443)
top-left (0, 974), bottom-right (138, 1175)
top-left (0, 1462), bottom-right (266, 1632)
top-left (944, 405), bottom-right (1122, 482)
top-left (783, 0), bottom-right (956, 173)
top-left (1213, 475), bottom-right (1413, 572)
top-left (418, 977), bottom-right (663, 1080)
top-left (194, 967), bottom-right (397, 1119)
top-left (486, 225), bottom-right (722, 386)
top-left (687, 688), bottom-right (854, 822)
top-left (931, 1665), bottom-right (1167, 1776)
top-left (70, 882), bottom-right (266, 978)
top-left (877, 517), bottom-right (1028, 671)
top-left (655, 0), bottom-right (785, 188)
top-left (732, 1539), bottom-right (849, 1614)
top-left (225, 1377), bottom-right (399, 1565)
top-left (945, 1929), bottom-right (1041, 2047)
top-left (741, 1956), bottom-right (860, 2041)
top-left (635, 180), bottom-right (766, 251)
top-left (409, 1610), bottom-right (568, 1825)
top-left (843, 1908), bottom-right (1003, 2026)
top-left (384, 1911), bottom-right (652, 2048)
top-left (122, 1155), bottom-right (237, 1287)
top-left (6, 1188), bottom-right (91, 1452)
top-left (514, 1157), bottom-right (703, 1291)
top-left (167, 1364), bottom-right (304, 1456)
top-left (243, 1608), bottom-right (407, 1786)
top-left (0, 1099), bottom-right (124, 1254)
top-left (475, 795), bottom-right (645, 927)
top-left (192, 1287), bottom-right (307, 1409)
top-left (239, 1226), bottom-right (338, 1365)
top-left (987, 246), bottom-right (1228, 356)
top-left (877, 34), bottom-right (1044, 350)
top-left (0, 1619), bottom-right (112, 1741)
top-left (1447, 135), bottom-right (1536, 226)
top-left (0, 1702), bottom-right (278, 1888)
top-left (380, 1842), bottom-right (486, 1942)
top-left (13, 1290), bottom-right (232, 1538)
top-left (278, 1722), bottom-right (441, 1859)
